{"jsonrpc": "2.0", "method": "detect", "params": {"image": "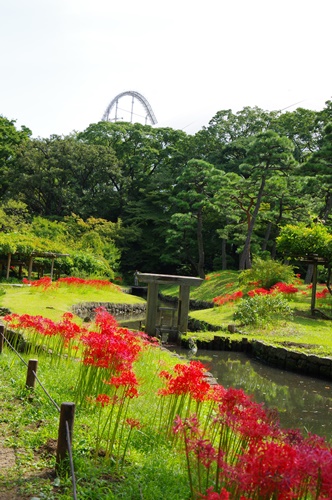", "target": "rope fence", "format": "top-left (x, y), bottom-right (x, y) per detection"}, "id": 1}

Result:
top-left (0, 324), bottom-right (77, 500)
